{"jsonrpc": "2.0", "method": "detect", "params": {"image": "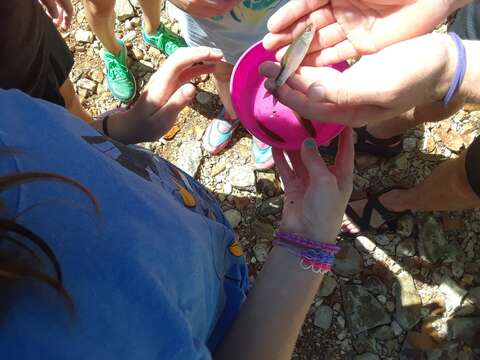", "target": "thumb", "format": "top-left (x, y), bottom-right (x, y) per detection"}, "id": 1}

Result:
top-left (308, 78), bottom-right (352, 106)
top-left (300, 138), bottom-right (330, 180)
top-left (152, 83), bottom-right (196, 121)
